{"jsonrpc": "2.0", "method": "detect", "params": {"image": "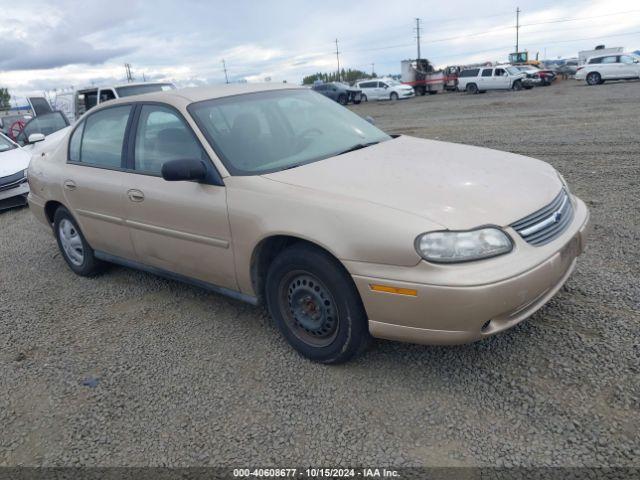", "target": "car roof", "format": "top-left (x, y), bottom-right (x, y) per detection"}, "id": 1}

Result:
top-left (94, 83), bottom-right (302, 109)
